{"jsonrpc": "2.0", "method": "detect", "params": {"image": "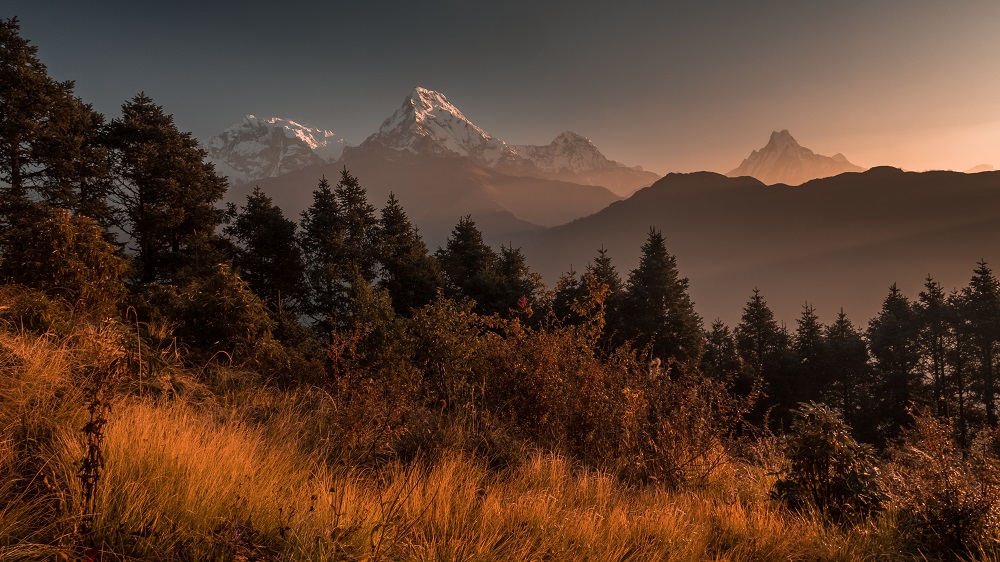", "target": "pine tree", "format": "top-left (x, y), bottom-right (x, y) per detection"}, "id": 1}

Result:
top-left (619, 227), bottom-right (703, 364)
top-left (793, 304), bottom-right (828, 404)
top-left (867, 283), bottom-right (920, 439)
top-left (493, 244), bottom-right (543, 317)
top-left (954, 261), bottom-right (1000, 427)
top-left (300, 176), bottom-right (345, 333)
top-left (916, 277), bottom-right (952, 418)
top-left (334, 167), bottom-right (378, 284)
top-left (701, 319), bottom-right (741, 380)
top-left (824, 309), bottom-right (871, 438)
top-left (436, 215), bottom-right (499, 311)
top-left (376, 192), bottom-right (442, 315)
top-left (735, 288), bottom-right (793, 424)
top-left (0, 18), bottom-right (110, 220)
top-left (105, 93), bottom-right (226, 284)
top-left (224, 186), bottom-right (305, 312)
top-left (583, 246), bottom-right (624, 342)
